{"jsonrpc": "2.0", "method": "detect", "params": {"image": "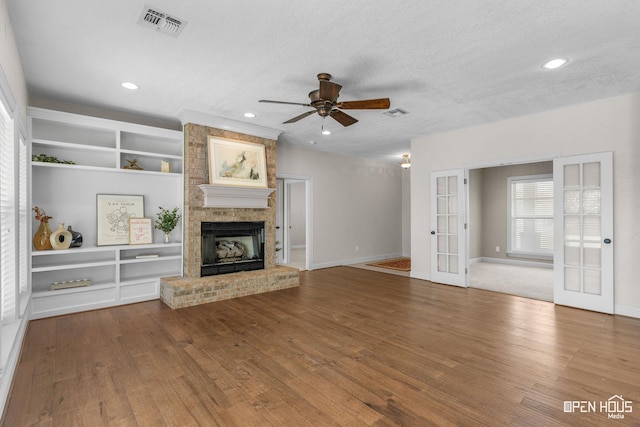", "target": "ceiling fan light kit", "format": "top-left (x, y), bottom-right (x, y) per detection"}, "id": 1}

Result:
top-left (260, 73), bottom-right (390, 127)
